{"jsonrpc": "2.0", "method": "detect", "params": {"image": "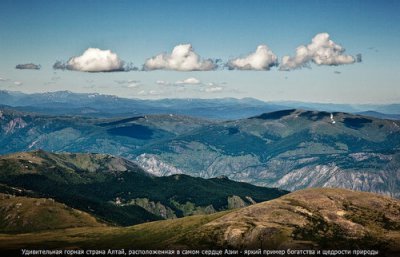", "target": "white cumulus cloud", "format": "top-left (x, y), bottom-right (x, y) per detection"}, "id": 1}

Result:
top-left (115, 79), bottom-right (141, 88)
top-left (228, 45), bottom-right (278, 70)
top-left (204, 86), bottom-right (223, 93)
top-left (137, 90), bottom-right (146, 95)
top-left (54, 48), bottom-right (125, 72)
top-left (156, 80), bottom-right (169, 86)
top-left (127, 82), bottom-right (140, 88)
top-left (280, 33), bottom-right (356, 71)
top-left (175, 77), bottom-right (201, 85)
top-left (149, 90), bottom-right (161, 95)
top-left (144, 44), bottom-right (216, 71)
